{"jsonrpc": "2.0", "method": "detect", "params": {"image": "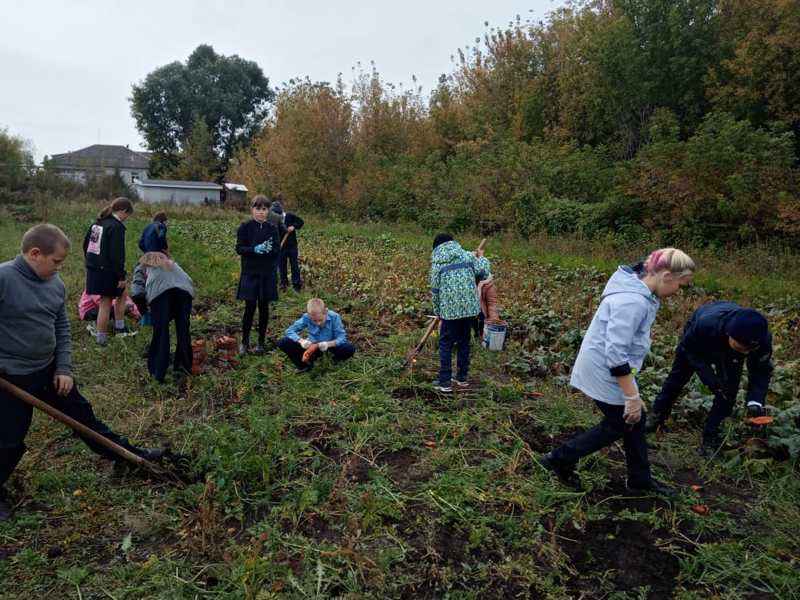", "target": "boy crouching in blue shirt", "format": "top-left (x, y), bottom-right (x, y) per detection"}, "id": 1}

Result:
top-left (277, 298), bottom-right (356, 372)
